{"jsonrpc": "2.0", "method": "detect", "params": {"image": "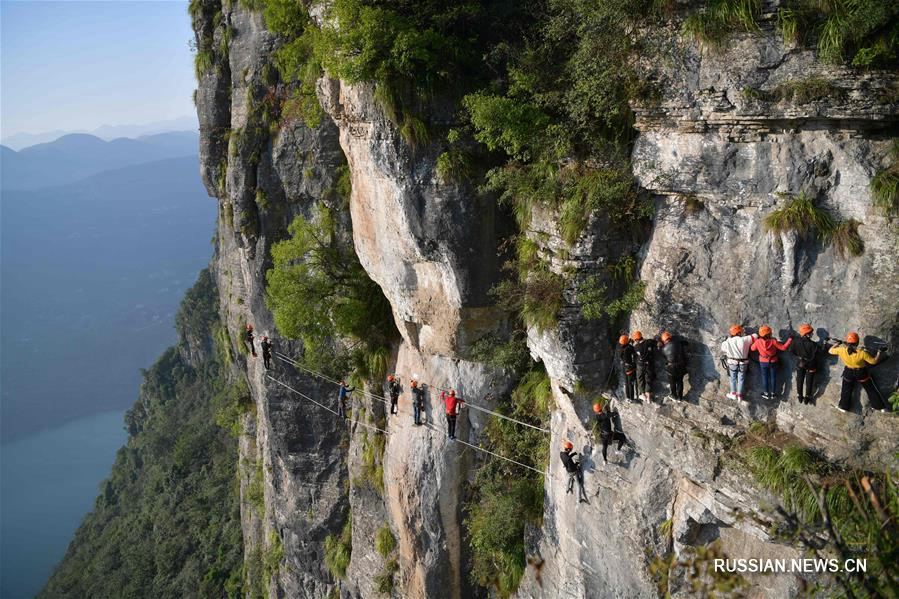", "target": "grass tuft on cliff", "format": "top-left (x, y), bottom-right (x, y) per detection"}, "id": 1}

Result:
top-left (764, 191), bottom-right (867, 258)
top-left (39, 268), bottom-right (244, 599)
top-left (871, 140), bottom-right (899, 217)
top-left (682, 0), bottom-right (761, 47)
top-left (324, 515), bottom-right (353, 580)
